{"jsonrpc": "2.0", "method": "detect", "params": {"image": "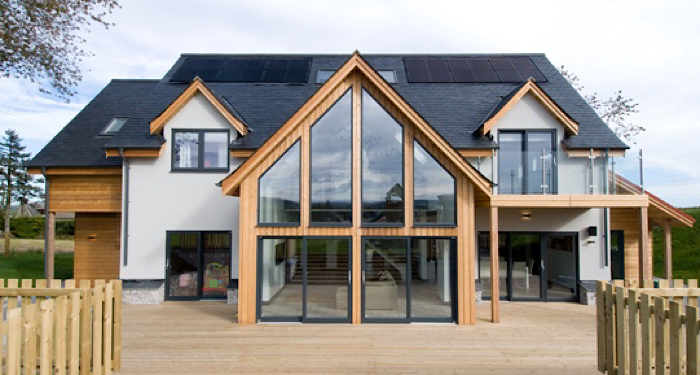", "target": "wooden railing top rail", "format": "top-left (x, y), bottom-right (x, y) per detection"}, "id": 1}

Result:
top-left (626, 287), bottom-right (700, 297)
top-left (0, 288), bottom-right (87, 297)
